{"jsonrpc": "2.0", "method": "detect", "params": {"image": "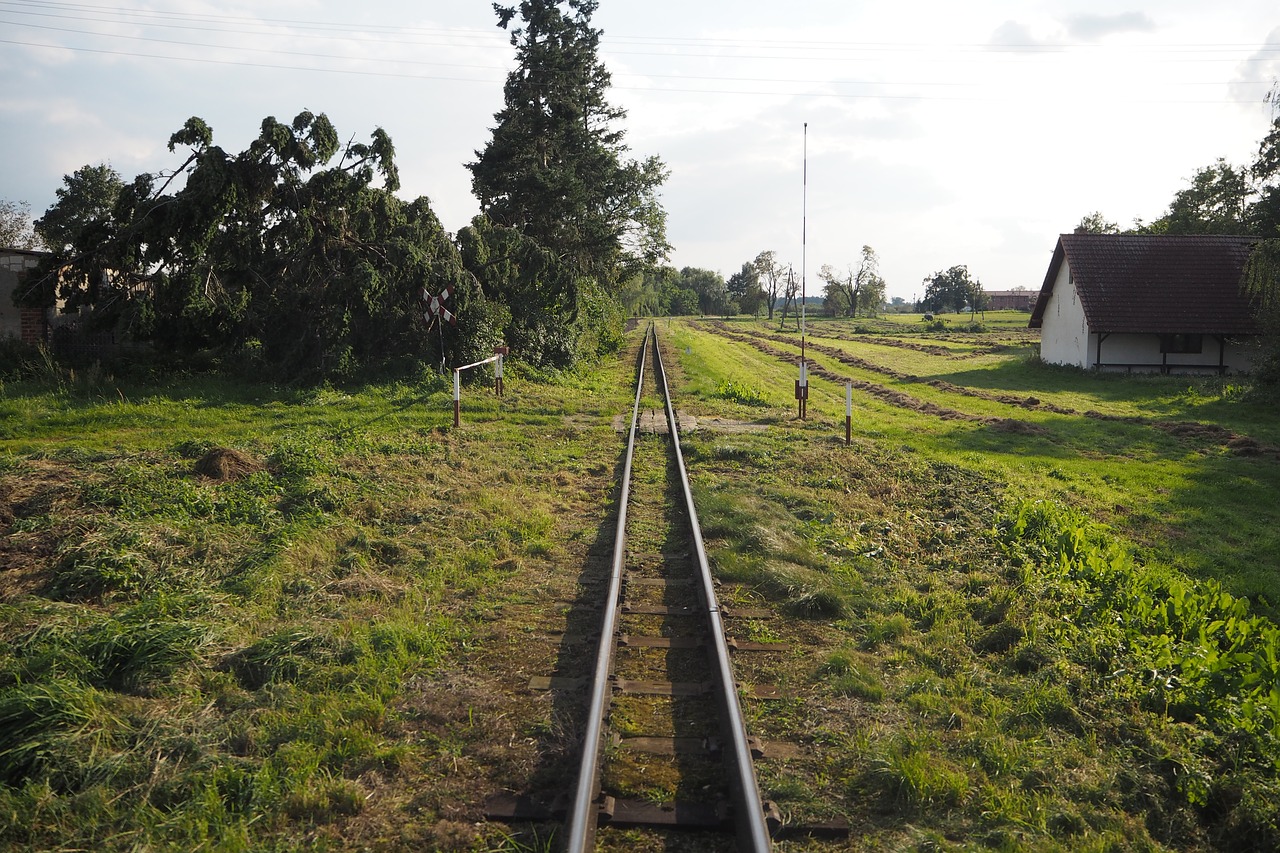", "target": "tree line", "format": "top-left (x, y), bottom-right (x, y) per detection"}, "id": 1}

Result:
top-left (3, 0), bottom-right (666, 381)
